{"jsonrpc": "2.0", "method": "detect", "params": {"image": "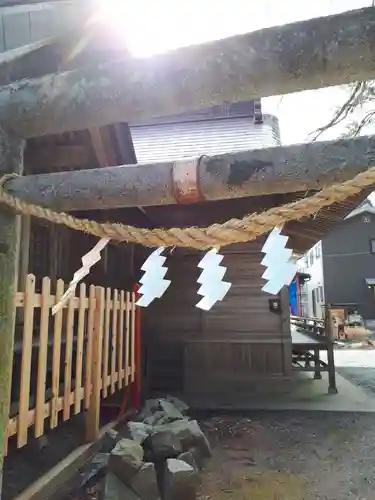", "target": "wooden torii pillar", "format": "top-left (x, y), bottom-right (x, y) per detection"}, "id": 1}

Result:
top-left (0, 130), bottom-right (24, 487)
top-left (0, 5), bottom-right (374, 494)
